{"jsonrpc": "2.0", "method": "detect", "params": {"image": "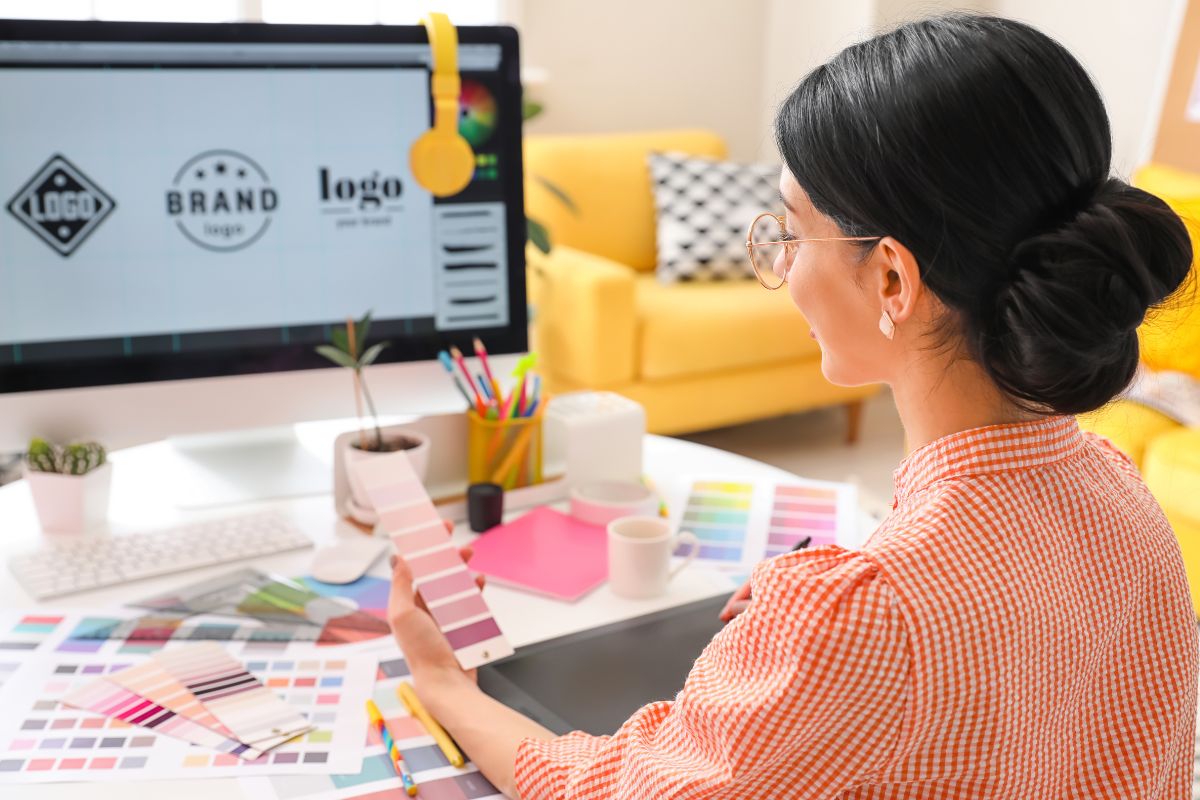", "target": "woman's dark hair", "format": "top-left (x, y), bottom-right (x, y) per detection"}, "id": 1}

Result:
top-left (775, 13), bottom-right (1193, 416)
